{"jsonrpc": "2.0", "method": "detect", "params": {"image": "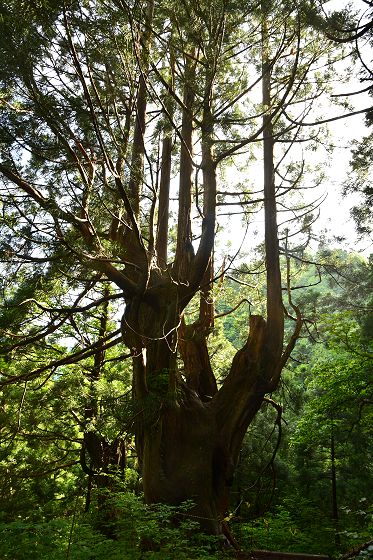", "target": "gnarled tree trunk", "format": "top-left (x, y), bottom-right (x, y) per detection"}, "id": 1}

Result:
top-left (114, 16), bottom-right (289, 539)
top-left (120, 264), bottom-right (283, 540)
